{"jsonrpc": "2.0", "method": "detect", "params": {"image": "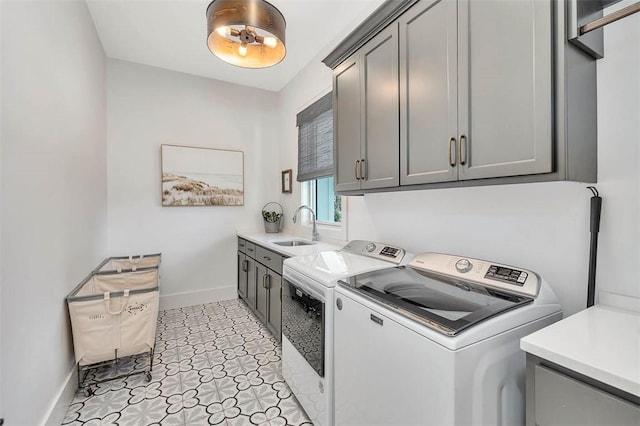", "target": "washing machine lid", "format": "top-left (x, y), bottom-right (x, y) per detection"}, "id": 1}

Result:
top-left (284, 250), bottom-right (400, 287)
top-left (340, 266), bottom-right (533, 336)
